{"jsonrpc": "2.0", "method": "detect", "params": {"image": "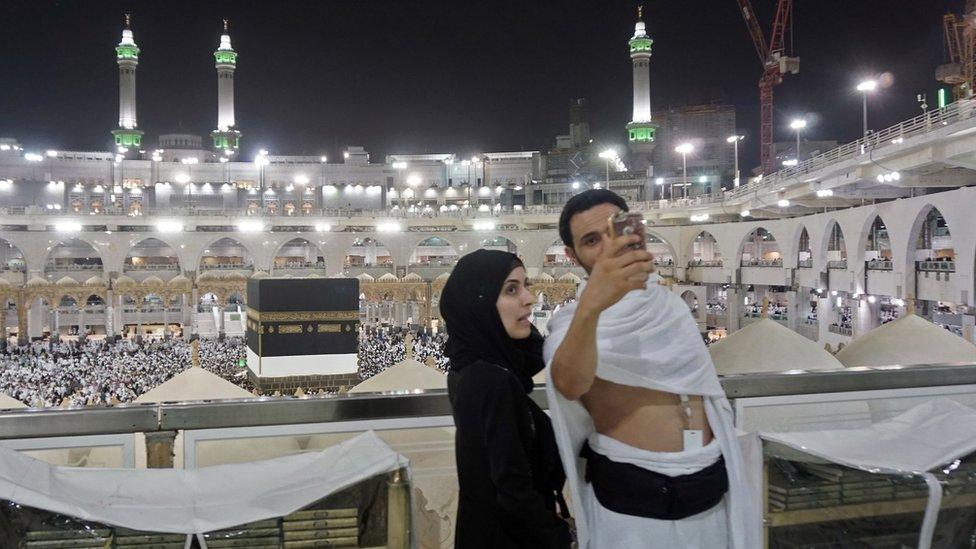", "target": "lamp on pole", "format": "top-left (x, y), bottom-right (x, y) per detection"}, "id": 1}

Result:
top-left (392, 161), bottom-right (407, 209)
top-left (856, 80), bottom-right (877, 137)
top-left (726, 135), bottom-right (743, 188)
top-left (598, 148), bottom-right (616, 187)
top-left (789, 119), bottom-right (807, 163)
top-left (674, 142), bottom-right (694, 199)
